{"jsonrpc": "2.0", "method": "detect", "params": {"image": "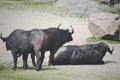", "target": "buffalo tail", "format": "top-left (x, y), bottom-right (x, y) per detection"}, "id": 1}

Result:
top-left (0, 33), bottom-right (6, 42)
